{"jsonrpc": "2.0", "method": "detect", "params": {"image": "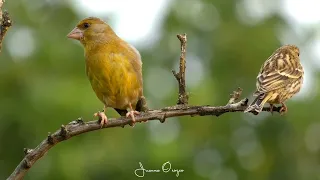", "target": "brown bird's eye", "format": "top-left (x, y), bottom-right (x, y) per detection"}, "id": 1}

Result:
top-left (83, 23), bottom-right (90, 28)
